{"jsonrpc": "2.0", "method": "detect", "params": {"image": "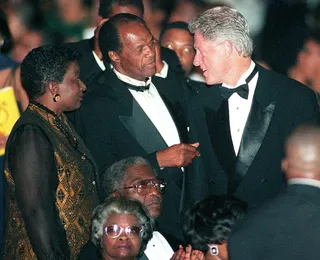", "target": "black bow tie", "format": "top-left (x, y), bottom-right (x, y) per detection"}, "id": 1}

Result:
top-left (122, 81), bottom-right (150, 92)
top-left (219, 65), bottom-right (258, 100)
